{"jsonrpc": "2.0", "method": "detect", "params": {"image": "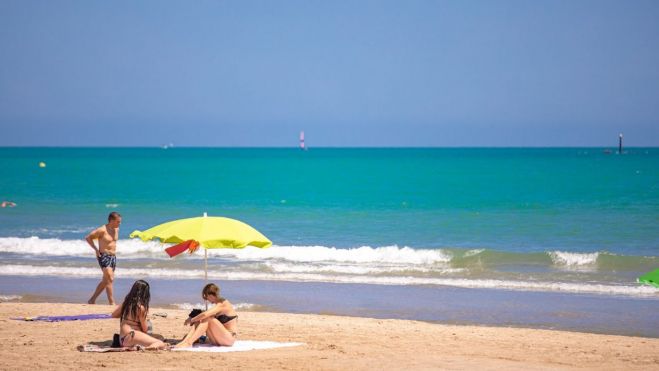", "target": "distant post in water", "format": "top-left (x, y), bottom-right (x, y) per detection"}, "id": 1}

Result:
top-left (618, 133), bottom-right (623, 154)
top-left (299, 131), bottom-right (306, 150)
